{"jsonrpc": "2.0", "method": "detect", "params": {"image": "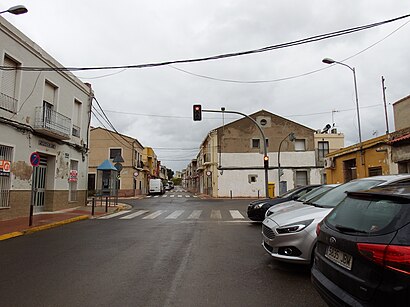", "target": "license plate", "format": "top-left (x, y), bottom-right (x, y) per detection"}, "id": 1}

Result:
top-left (325, 246), bottom-right (353, 270)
